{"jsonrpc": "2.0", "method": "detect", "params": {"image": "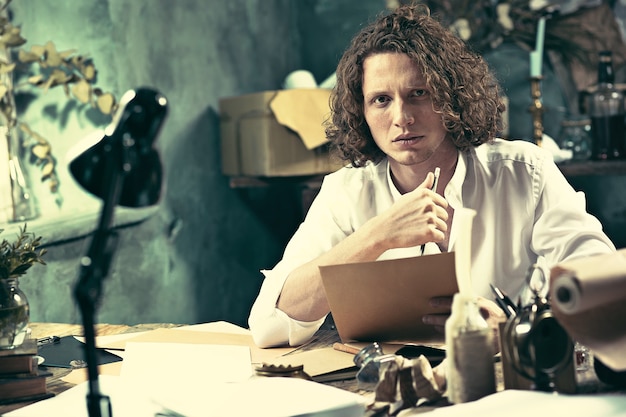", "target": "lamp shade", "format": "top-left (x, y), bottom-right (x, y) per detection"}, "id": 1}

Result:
top-left (69, 87), bottom-right (168, 208)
